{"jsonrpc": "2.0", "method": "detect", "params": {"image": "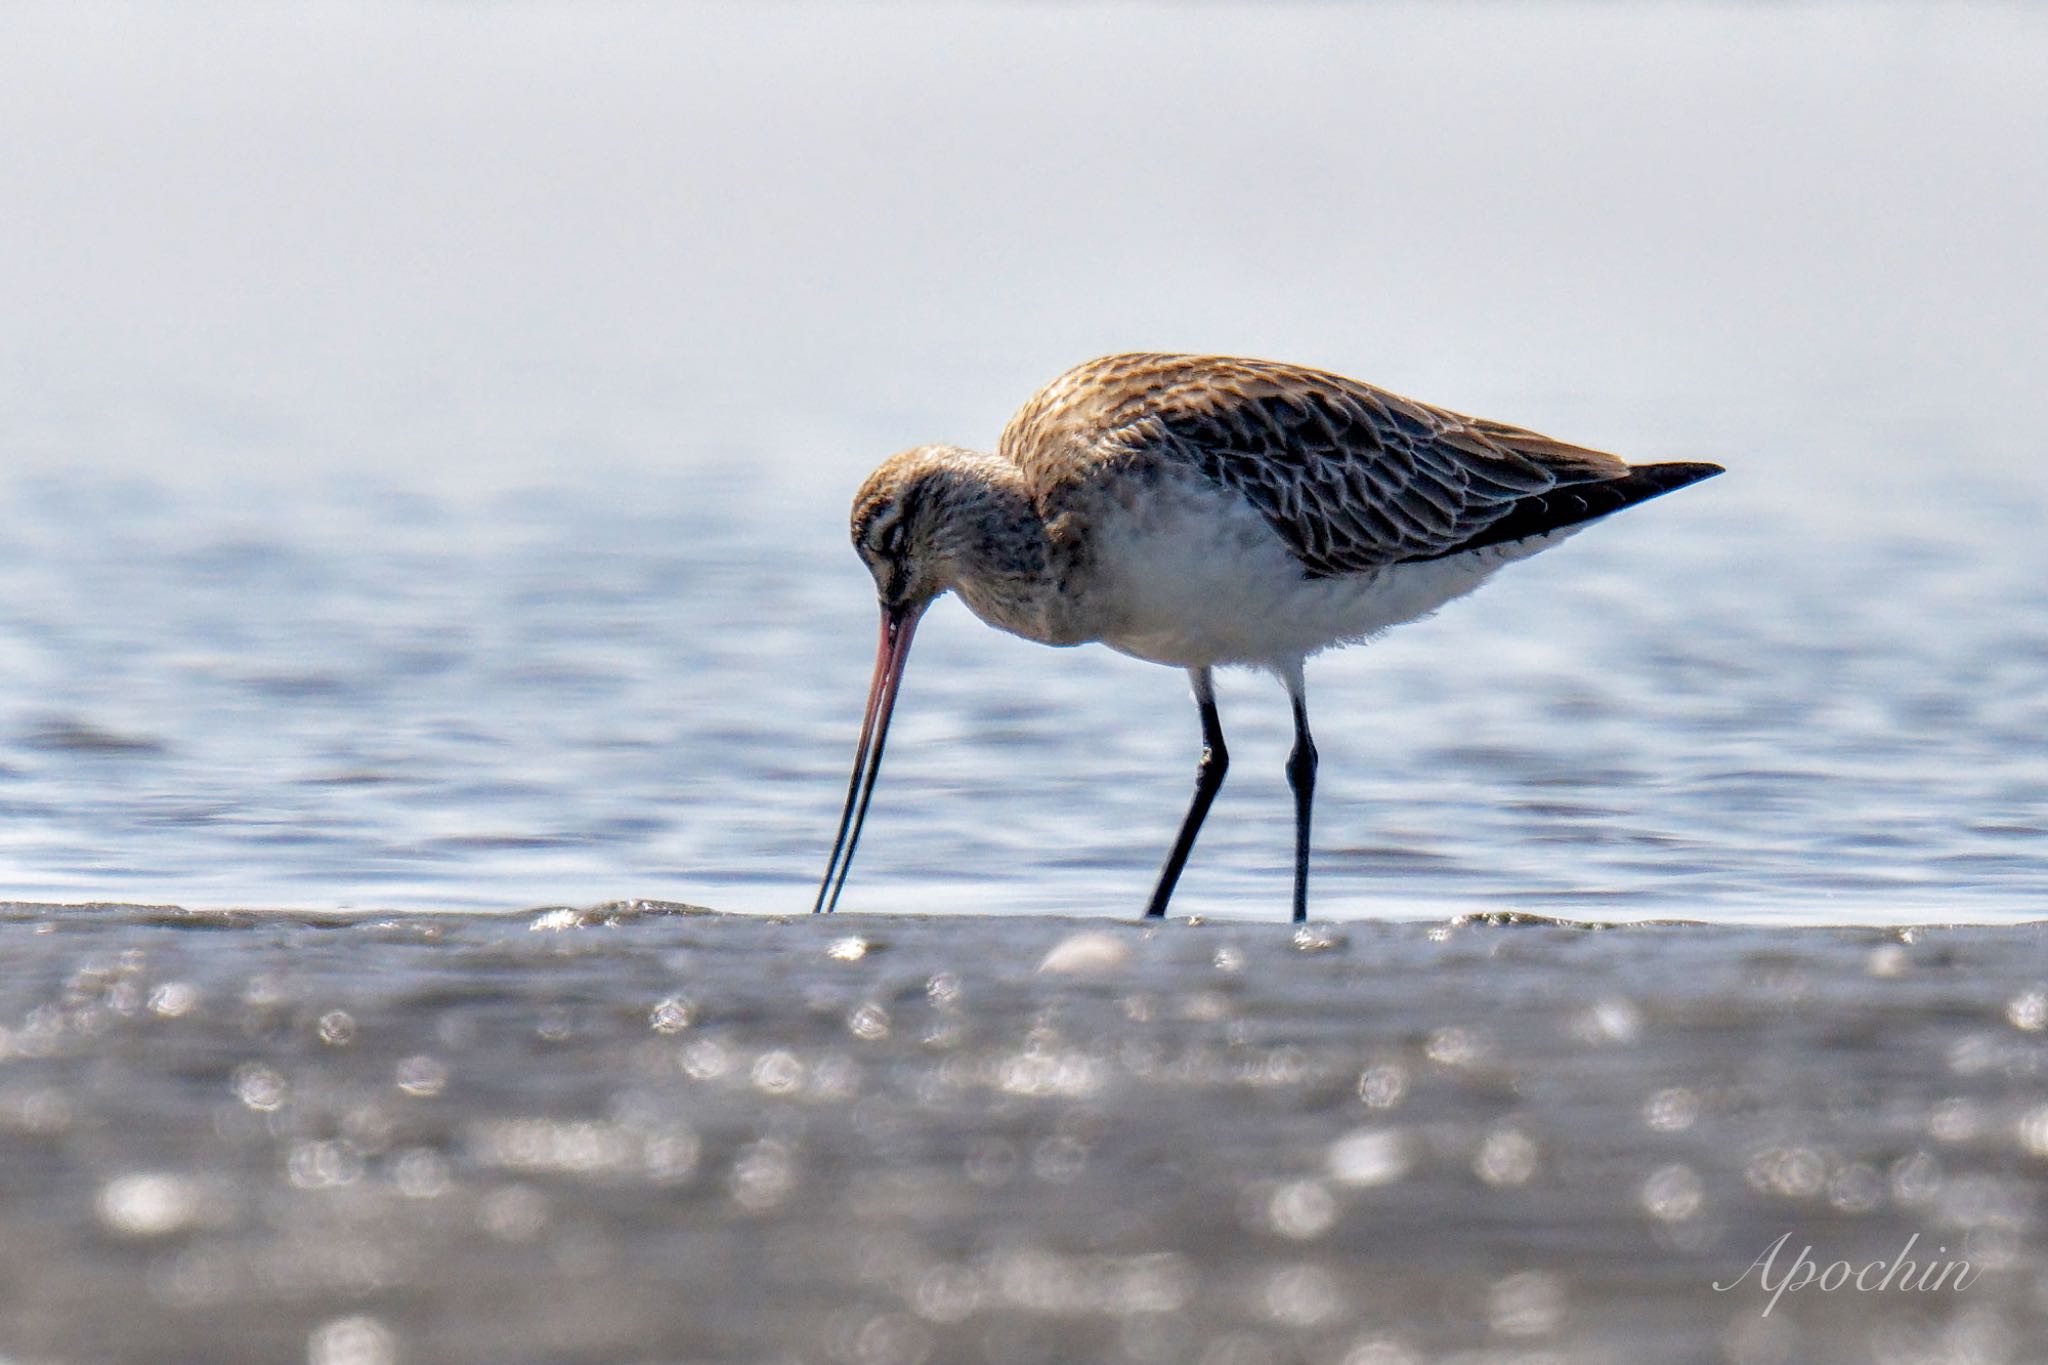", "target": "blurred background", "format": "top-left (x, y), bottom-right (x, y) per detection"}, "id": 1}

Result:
top-left (2, 0), bottom-right (2045, 919)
